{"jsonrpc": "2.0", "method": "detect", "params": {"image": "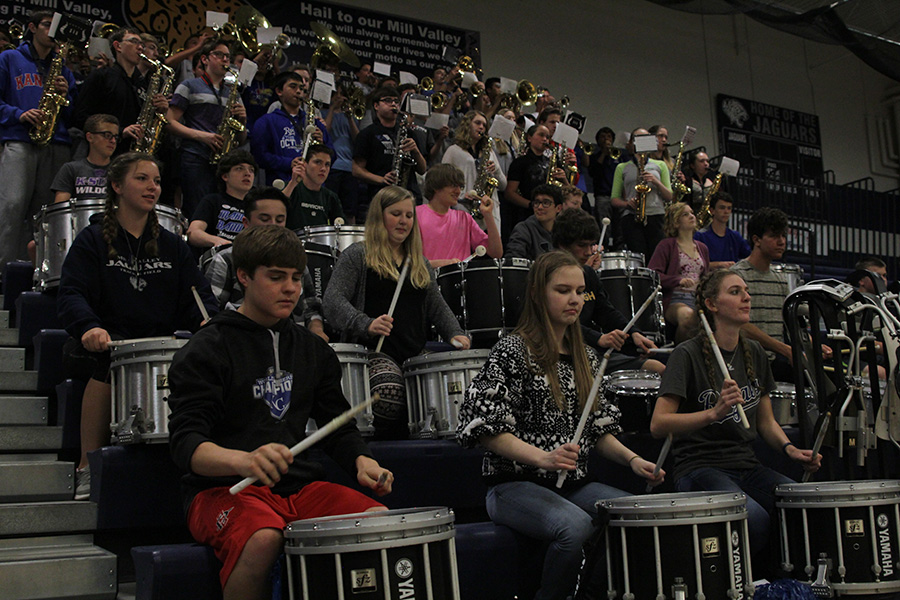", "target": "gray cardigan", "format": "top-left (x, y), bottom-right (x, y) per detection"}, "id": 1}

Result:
top-left (322, 242), bottom-right (465, 345)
